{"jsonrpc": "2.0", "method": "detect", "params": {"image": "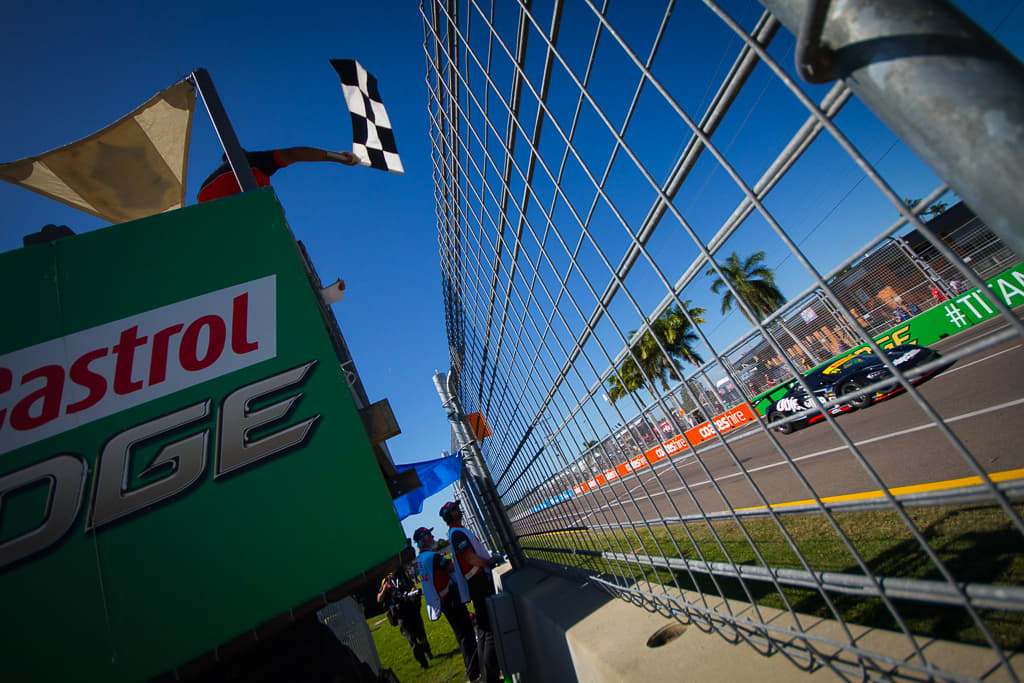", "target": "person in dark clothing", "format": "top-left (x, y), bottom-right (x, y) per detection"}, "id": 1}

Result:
top-left (414, 526), bottom-right (480, 681)
top-left (441, 501), bottom-right (502, 683)
top-left (376, 566), bottom-right (432, 671)
top-left (197, 147), bottom-right (358, 203)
